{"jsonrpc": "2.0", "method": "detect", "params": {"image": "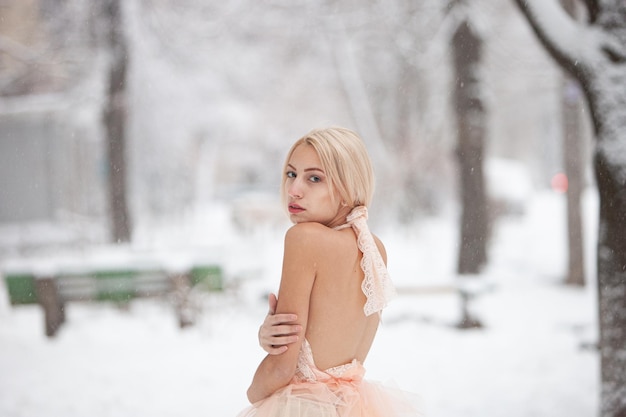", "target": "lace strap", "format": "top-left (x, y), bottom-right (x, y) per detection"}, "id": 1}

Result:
top-left (335, 206), bottom-right (396, 316)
